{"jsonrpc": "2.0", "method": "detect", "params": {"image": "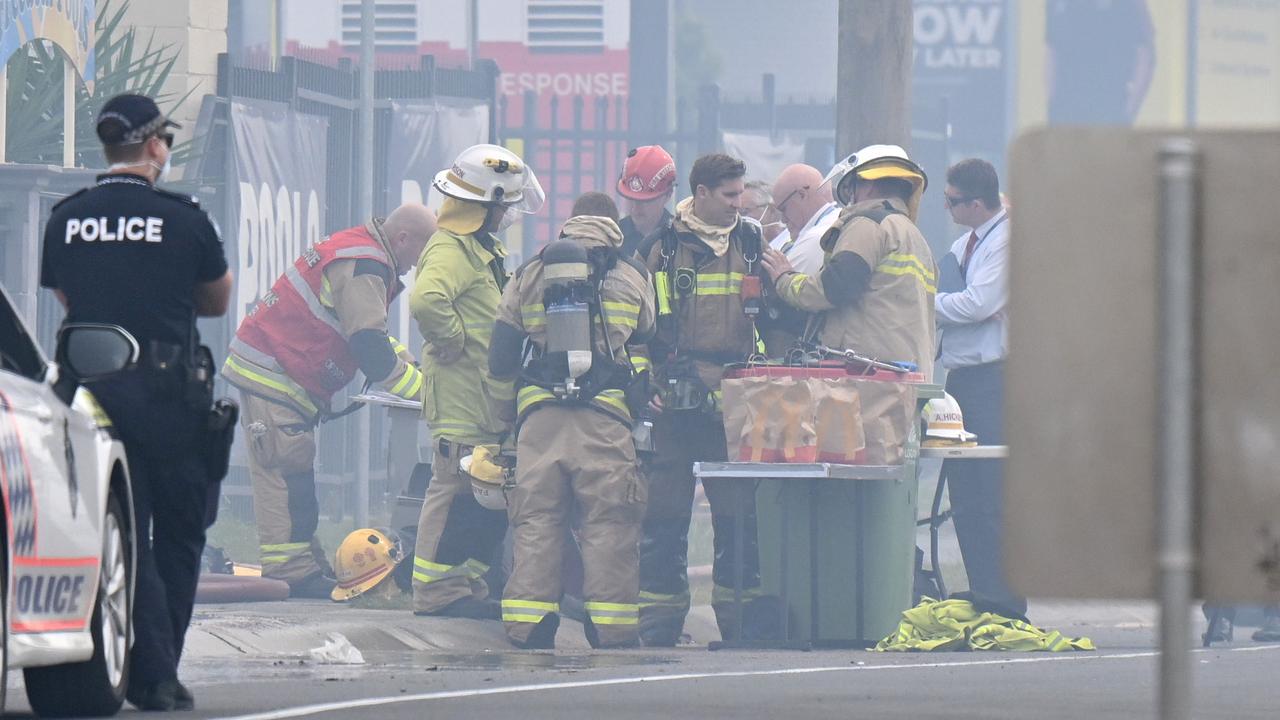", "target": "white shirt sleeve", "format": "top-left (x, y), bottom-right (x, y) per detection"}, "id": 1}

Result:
top-left (935, 233), bottom-right (1008, 326)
